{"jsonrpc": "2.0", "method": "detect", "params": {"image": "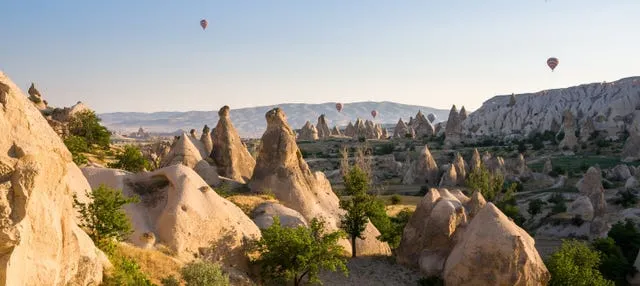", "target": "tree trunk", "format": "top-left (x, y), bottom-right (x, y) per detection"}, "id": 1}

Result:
top-left (351, 235), bottom-right (357, 258)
